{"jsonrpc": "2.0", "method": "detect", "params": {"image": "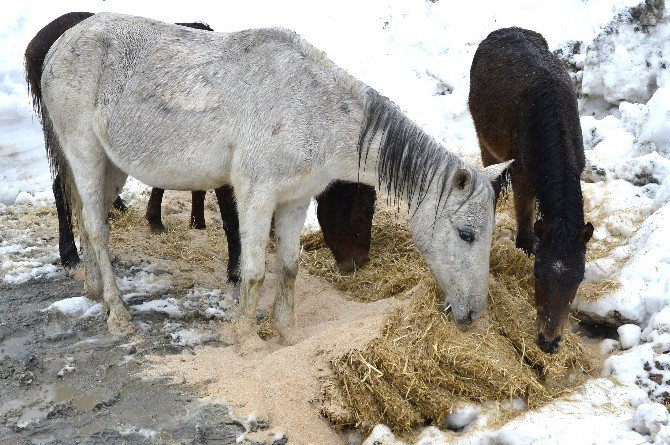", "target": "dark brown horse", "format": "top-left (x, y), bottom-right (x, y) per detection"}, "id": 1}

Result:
top-left (317, 182), bottom-right (376, 273)
top-left (469, 27), bottom-right (593, 353)
top-left (26, 12), bottom-right (376, 281)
